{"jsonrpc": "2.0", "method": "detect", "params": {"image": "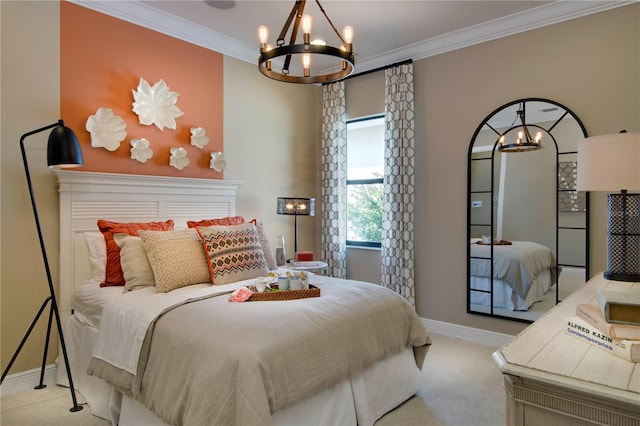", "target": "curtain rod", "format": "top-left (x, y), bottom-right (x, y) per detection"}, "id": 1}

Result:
top-left (323, 58), bottom-right (413, 85)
